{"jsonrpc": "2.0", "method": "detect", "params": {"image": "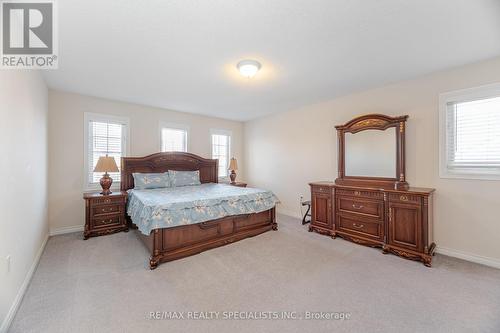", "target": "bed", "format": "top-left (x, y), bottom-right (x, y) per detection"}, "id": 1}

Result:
top-left (121, 152), bottom-right (278, 269)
